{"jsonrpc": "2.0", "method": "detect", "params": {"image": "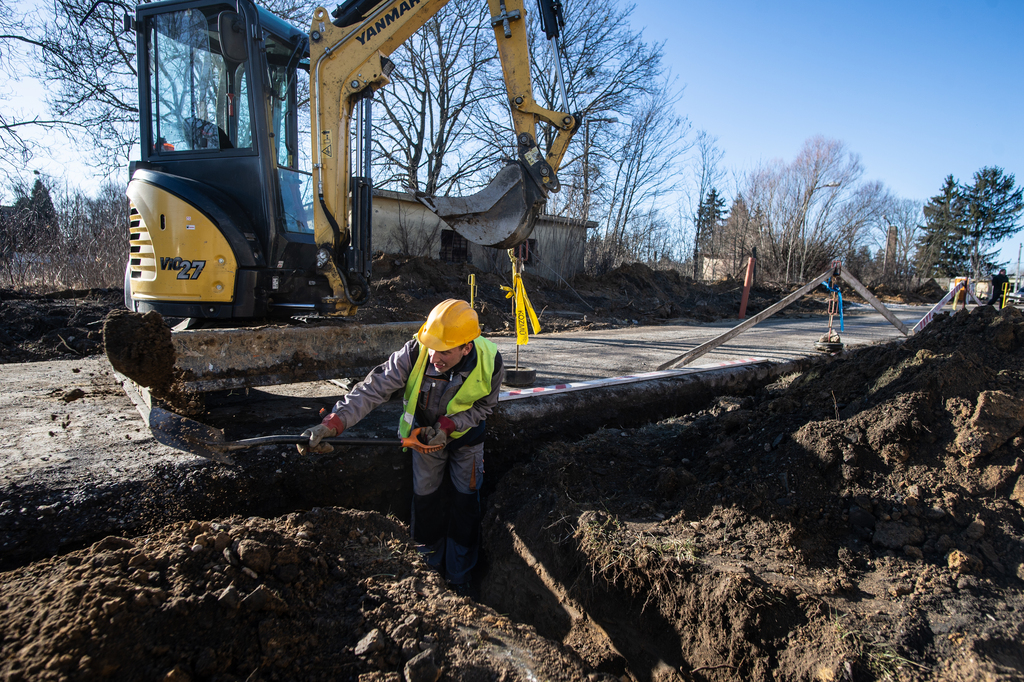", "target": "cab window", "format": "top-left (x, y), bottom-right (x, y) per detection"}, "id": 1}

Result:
top-left (266, 32), bottom-right (313, 234)
top-left (147, 6), bottom-right (253, 153)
